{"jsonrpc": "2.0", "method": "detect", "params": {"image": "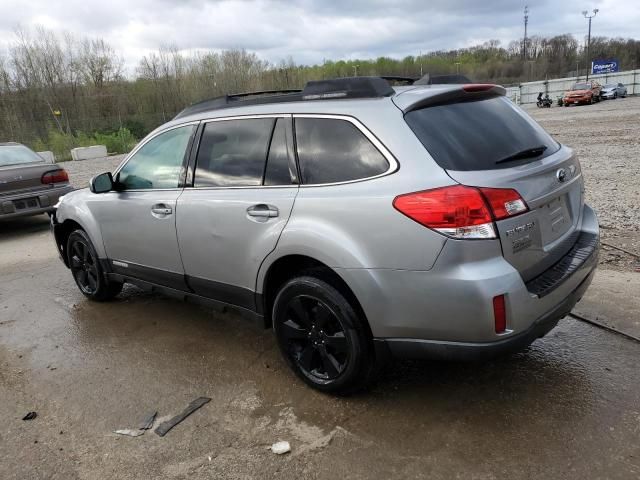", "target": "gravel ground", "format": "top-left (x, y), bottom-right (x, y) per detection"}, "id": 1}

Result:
top-left (60, 98), bottom-right (640, 271)
top-left (526, 96), bottom-right (640, 271)
top-left (61, 154), bottom-right (126, 190)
